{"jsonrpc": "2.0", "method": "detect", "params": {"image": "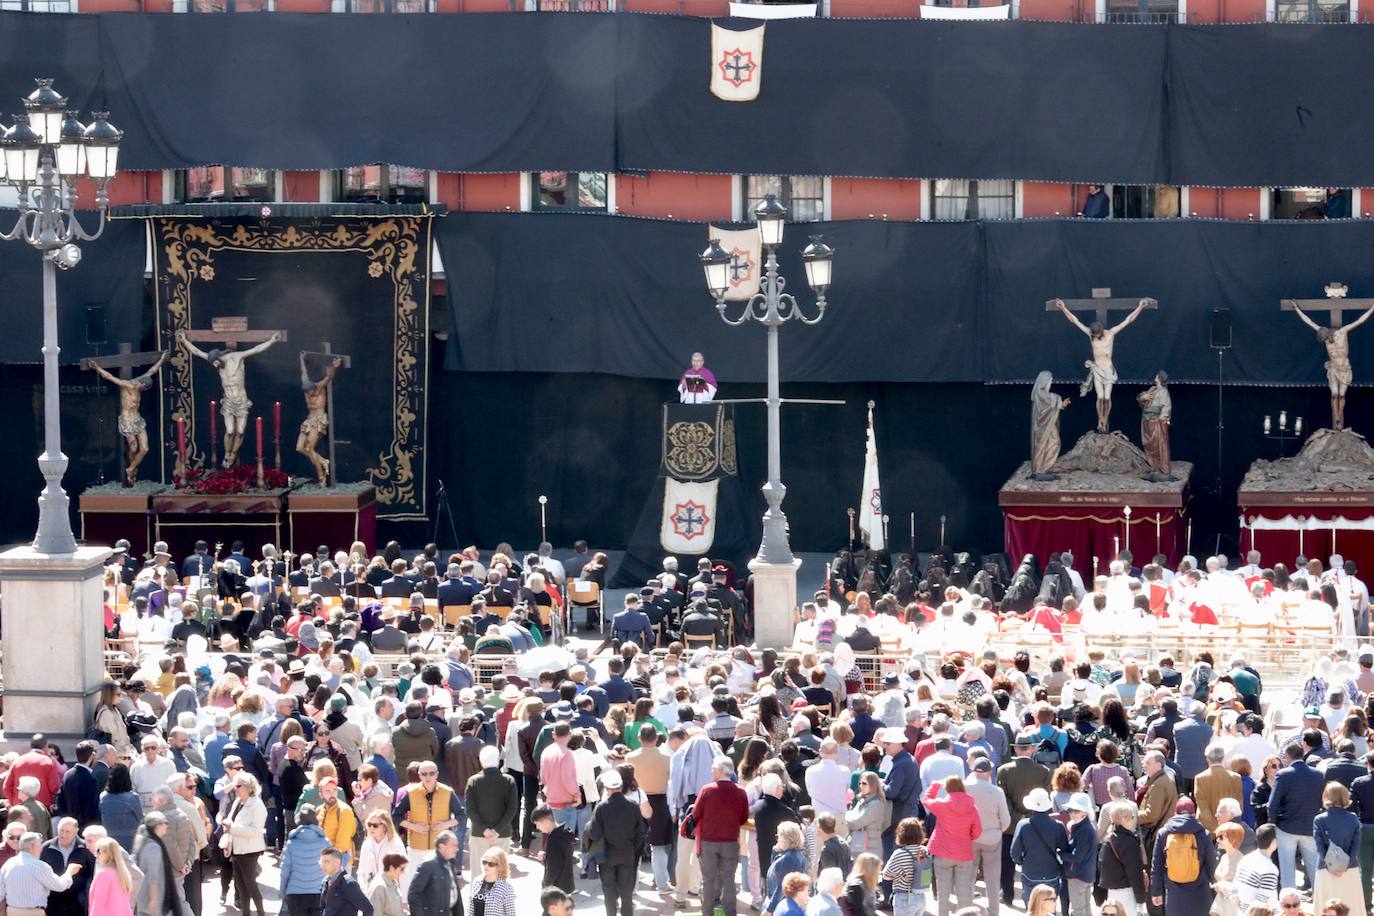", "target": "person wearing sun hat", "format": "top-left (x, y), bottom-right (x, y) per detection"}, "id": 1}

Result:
top-left (1010, 787), bottom-right (1069, 904)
